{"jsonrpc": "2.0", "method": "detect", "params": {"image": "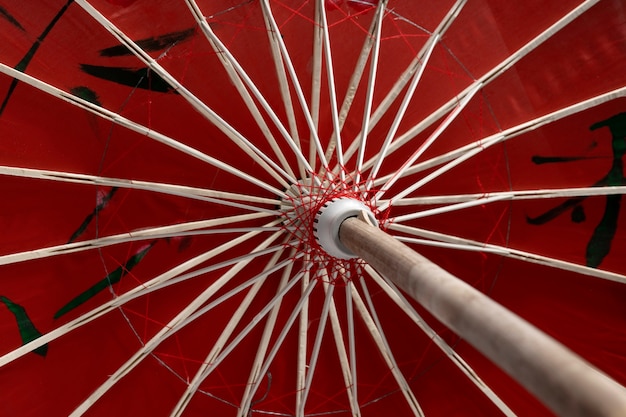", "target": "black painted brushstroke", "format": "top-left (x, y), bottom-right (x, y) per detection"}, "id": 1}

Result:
top-left (80, 64), bottom-right (174, 93)
top-left (585, 113), bottom-right (626, 267)
top-left (587, 194), bottom-right (621, 268)
top-left (0, 0), bottom-right (74, 115)
top-left (527, 112), bottom-right (626, 268)
top-left (526, 196), bottom-right (587, 225)
top-left (68, 187), bottom-right (118, 243)
top-left (571, 205), bottom-right (586, 223)
top-left (1, 296), bottom-right (48, 356)
top-left (531, 155), bottom-right (598, 165)
top-left (99, 27), bottom-right (195, 57)
top-left (0, 6), bottom-right (25, 31)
